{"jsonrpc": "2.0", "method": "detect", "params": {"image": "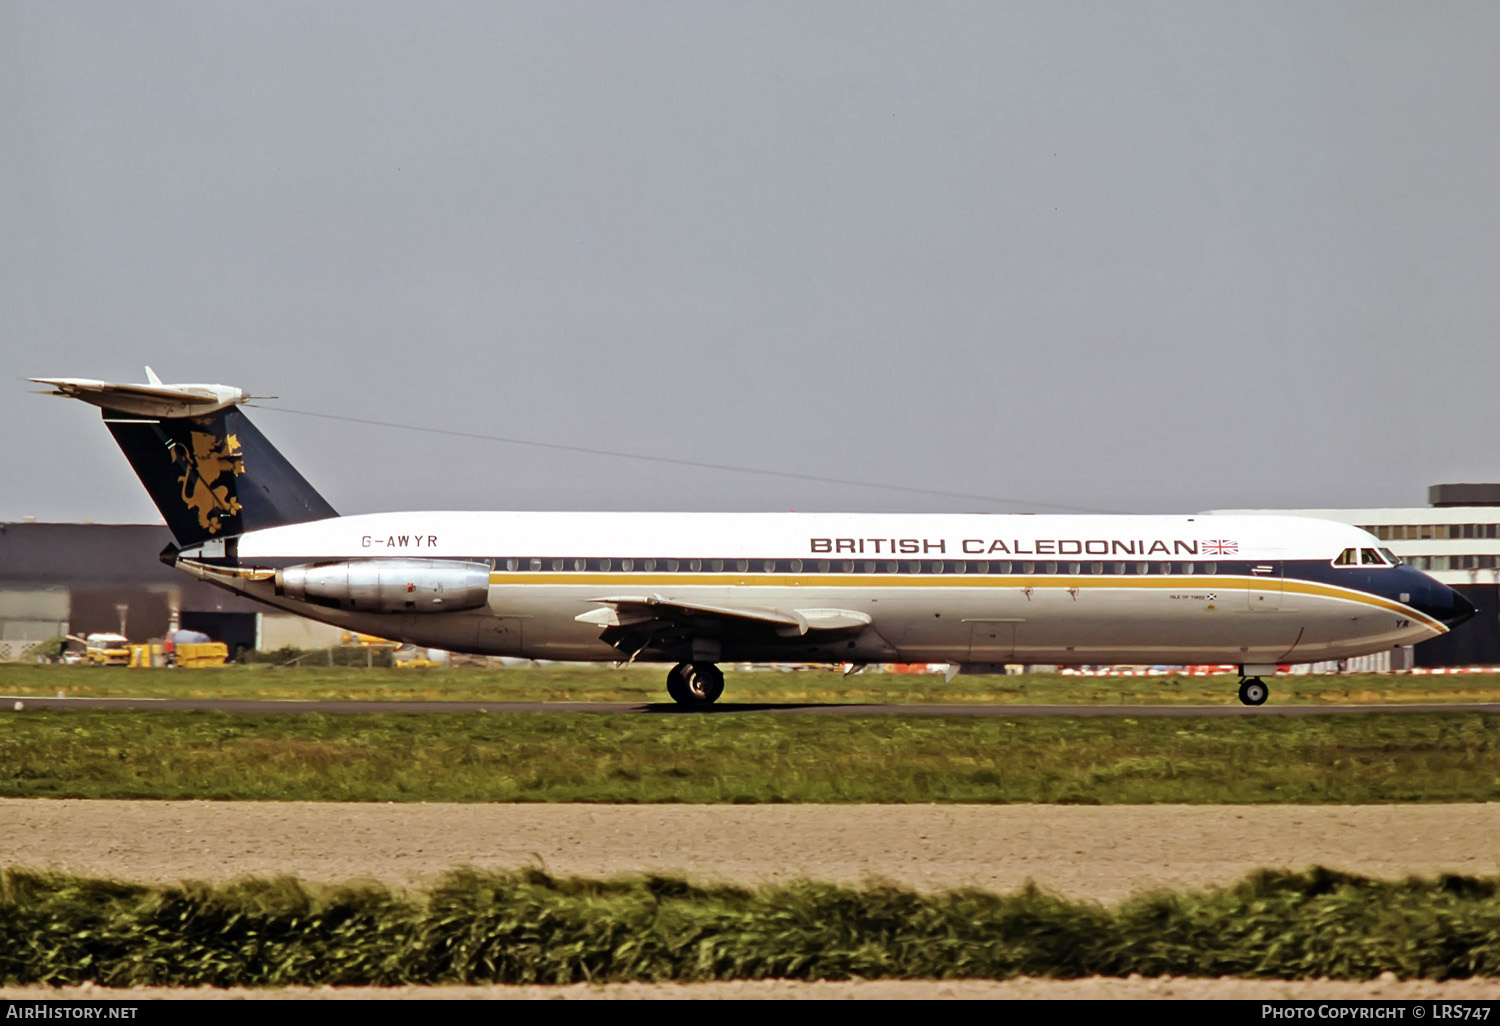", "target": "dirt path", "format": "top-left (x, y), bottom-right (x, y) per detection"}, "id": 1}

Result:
top-left (4, 800), bottom-right (1500, 900)
top-left (6, 800), bottom-right (1500, 999)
